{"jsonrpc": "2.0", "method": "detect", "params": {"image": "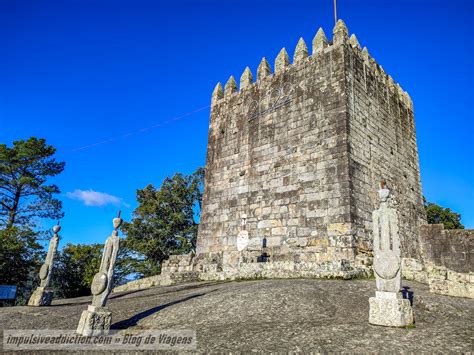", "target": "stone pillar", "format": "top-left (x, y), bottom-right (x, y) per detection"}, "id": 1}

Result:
top-left (77, 212), bottom-right (122, 336)
top-left (369, 182), bottom-right (414, 327)
top-left (28, 222), bottom-right (61, 306)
